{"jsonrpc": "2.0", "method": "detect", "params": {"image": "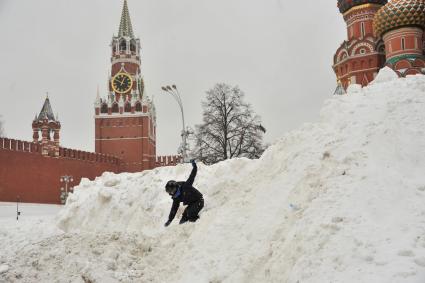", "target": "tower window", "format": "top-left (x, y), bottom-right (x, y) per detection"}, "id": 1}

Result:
top-left (112, 103), bottom-right (119, 113)
top-left (101, 103), bottom-right (108, 114)
top-left (401, 37), bottom-right (405, 50)
top-left (361, 22), bottom-right (365, 37)
top-left (135, 102), bottom-right (142, 112)
top-left (124, 102), bottom-right (131, 112)
top-left (130, 40), bottom-right (136, 52)
top-left (119, 40), bottom-right (126, 52)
